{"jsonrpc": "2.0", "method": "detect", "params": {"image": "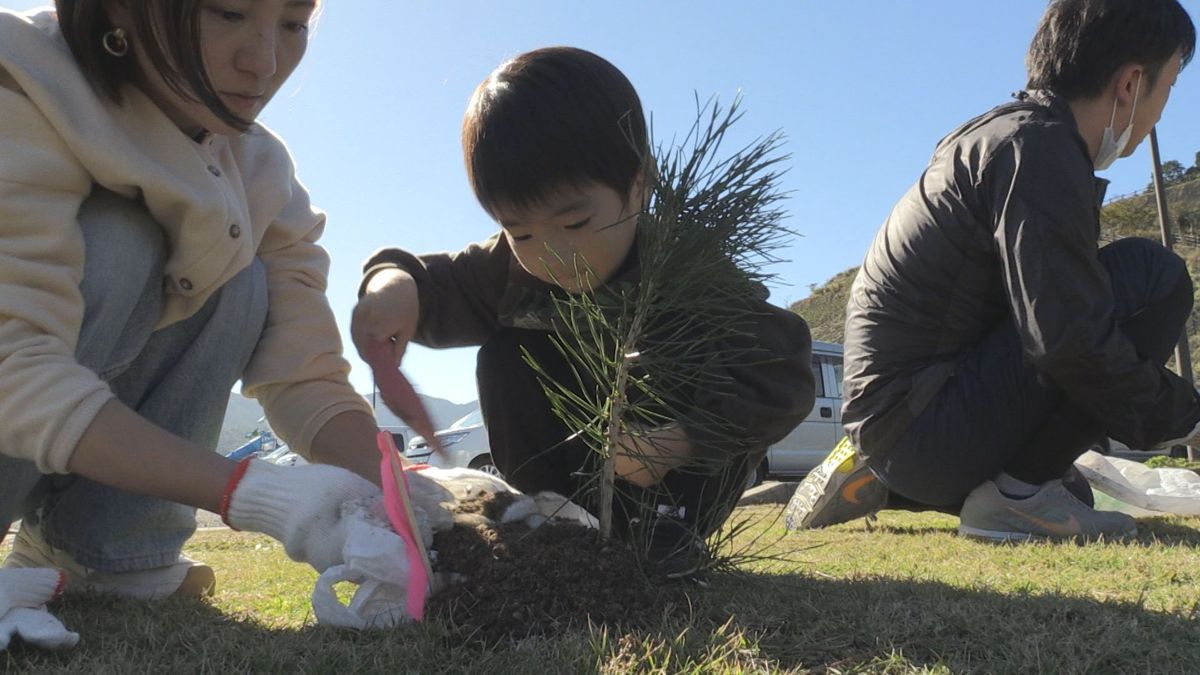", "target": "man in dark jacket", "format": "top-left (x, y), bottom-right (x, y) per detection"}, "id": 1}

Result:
top-left (788, 0), bottom-right (1197, 541)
